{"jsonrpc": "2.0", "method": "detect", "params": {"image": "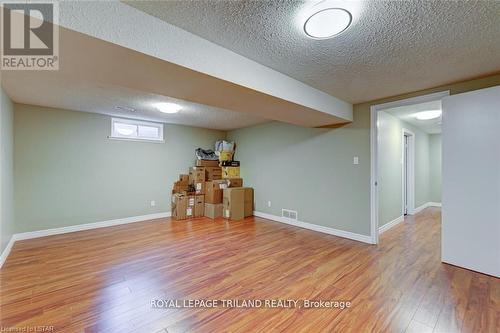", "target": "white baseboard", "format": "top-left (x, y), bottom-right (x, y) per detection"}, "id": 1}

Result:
top-left (0, 236), bottom-right (16, 269)
top-left (253, 211), bottom-right (373, 244)
top-left (0, 212), bottom-right (170, 269)
top-left (412, 203), bottom-right (429, 214)
top-left (14, 212), bottom-right (170, 241)
top-left (378, 202), bottom-right (442, 236)
top-left (411, 202), bottom-right (442, 214)
top-left (379, 215), bottom-right (404, 234)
